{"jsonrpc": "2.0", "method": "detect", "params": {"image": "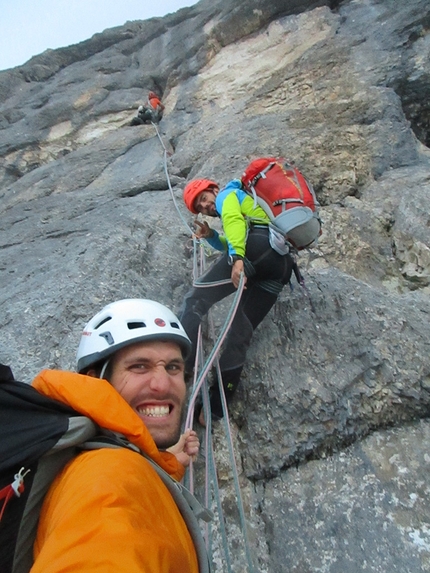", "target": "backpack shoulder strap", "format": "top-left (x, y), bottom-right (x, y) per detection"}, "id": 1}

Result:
top-left (12, 417), bottom-right (97, 573)
top-left (83, 433), bottom-right (212, 573)
top-left (143, 454), bottom-right (212, 573)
